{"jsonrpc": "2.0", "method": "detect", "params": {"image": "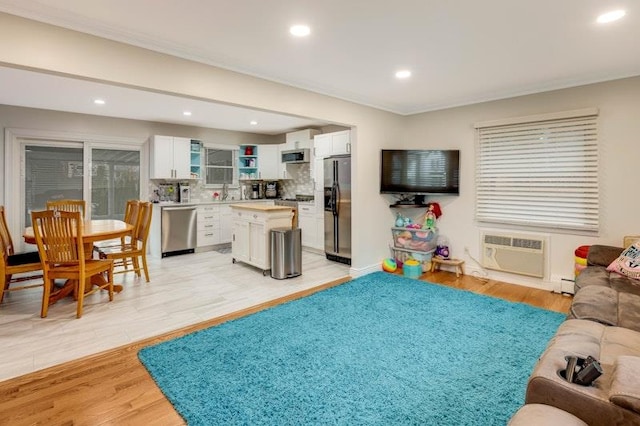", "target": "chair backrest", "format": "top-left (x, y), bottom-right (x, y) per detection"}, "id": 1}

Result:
top-left (124, 200), bottom-right (140, 226)
top-left (134, 202), bottom-right (153, 246)
top-left (31, 210), bottom-right (84, 265)
top-left (46, 199), bottom-right (87, 219)
top-left (0, 206), bottom-right (15, 257)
